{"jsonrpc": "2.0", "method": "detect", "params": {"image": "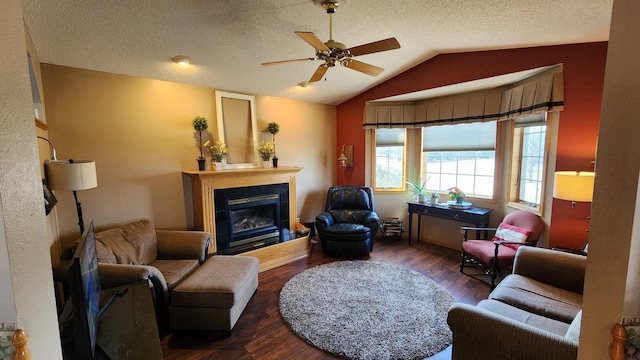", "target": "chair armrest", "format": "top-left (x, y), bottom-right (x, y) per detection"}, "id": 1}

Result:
top-left (494, 240), bottom-right (537, 246)
top-left (98, 263), bottom-right (169, 313)
top-left (513, 246), bottom-right (586, 294)
top-left (156, 230), bottom-right (211, 264)
top-left (447, 303), bottom-right (578, 360)
top-left (460, 227), bottom-right (497, 241)
top-left (363, 212), bottom-right (381, 236)
top-left (315, 212), bottom-right (334, 231)
top-left (98, 263), bottom-right (166, 291)
top-left (461, 227), bottom-right (498, 232)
